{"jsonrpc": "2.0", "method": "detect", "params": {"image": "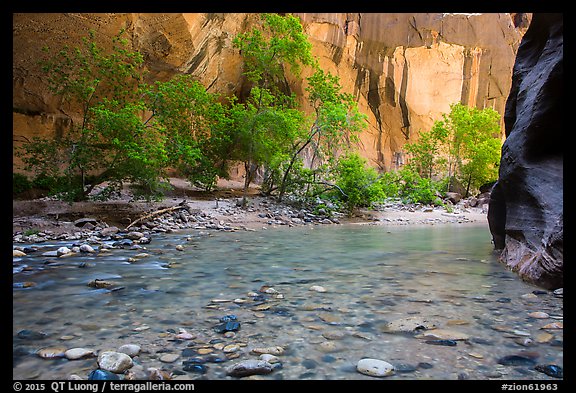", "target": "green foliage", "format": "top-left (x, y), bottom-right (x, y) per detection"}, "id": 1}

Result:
top-left (230, 14), bottom-right (317, 204)
top-left (13, 173), bottom-right (32, 196)
top-left (23, 228), bottom-right (40, 236)
top-left (332, 153), bottom-right (384, 215)
top-left (276, 68), bottom-right (367, 202)
top-left (404, 103), bottom-right (501, 196)
top-left (403, 127), bottom-right (447, 178)
top-left (19, 30), bottom-right (166, 201)
top-left (17, 31), bottom-right (236, 200)
top-left (145, 74), bottom-right (230, 191)
top-left (379, 168), bottom-right (442, 205)
top-left (232, 13), bottom-right (315, 90)
top-left (437, 103), bottom-right (501, 195)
